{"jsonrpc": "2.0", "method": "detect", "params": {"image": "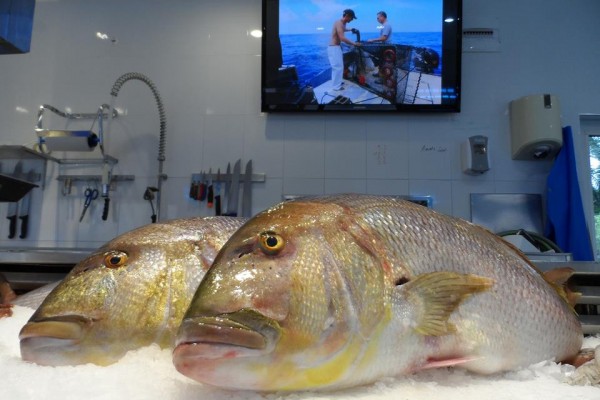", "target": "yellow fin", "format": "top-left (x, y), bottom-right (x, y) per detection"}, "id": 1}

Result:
top-left (403, 272), bottom-right (494, 337)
